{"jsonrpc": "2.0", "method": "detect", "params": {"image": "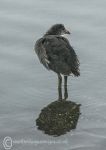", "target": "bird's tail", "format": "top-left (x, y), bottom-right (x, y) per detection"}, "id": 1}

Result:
top-left (70, 48), bottom-right (80, 77)
top-left (71, 68), bottom-right (80, 77)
